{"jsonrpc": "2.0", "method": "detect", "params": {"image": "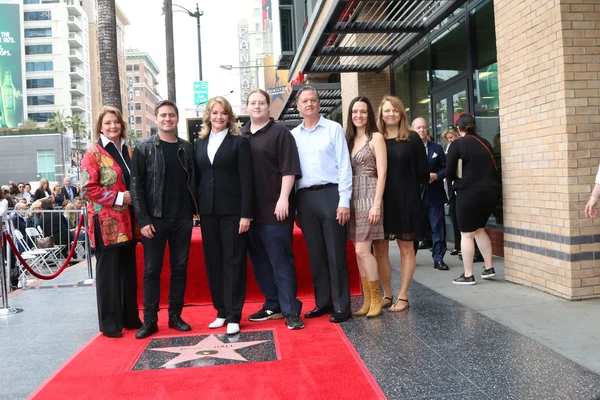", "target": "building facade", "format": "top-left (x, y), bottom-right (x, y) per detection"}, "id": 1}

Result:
top-left (23, 0), bottom-right (92, 132)
top-left (277, 0), bottom-right (600, 300)
top-left (125, 49), bottom-right (160, 139)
